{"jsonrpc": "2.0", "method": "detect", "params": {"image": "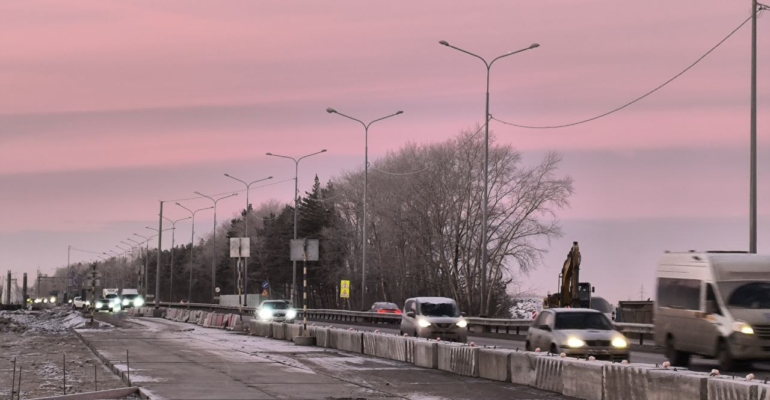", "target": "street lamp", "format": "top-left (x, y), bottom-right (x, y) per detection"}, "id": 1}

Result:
top-left (194, 191), bottom-right (238, 302)
top-left (223, 174), bottom-right (272, 306)
top-left (439, 40), bottom-right (539, 315)
top-left (326, 107), bottom-right (403, 310)
top-left (162, 216), bottom-right (191, 302)
top-left (176, 203), bottom-right (213, 305)
top-left (266, 150), bottom-right (326, 307)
